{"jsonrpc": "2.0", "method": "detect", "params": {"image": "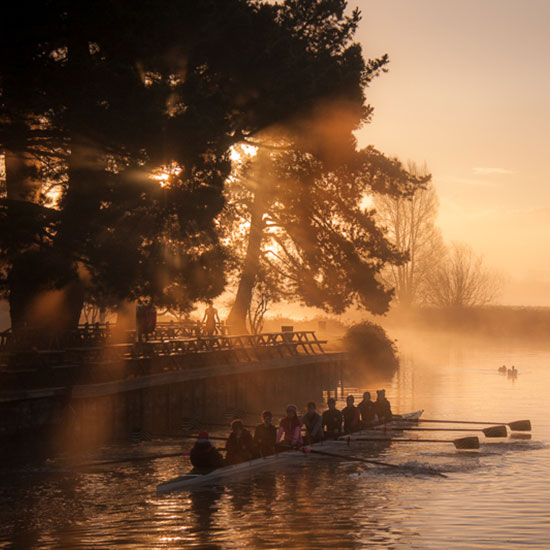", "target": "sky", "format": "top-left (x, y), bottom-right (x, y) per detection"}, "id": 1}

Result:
top-left (354, 0), bottom-right (550, 305)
